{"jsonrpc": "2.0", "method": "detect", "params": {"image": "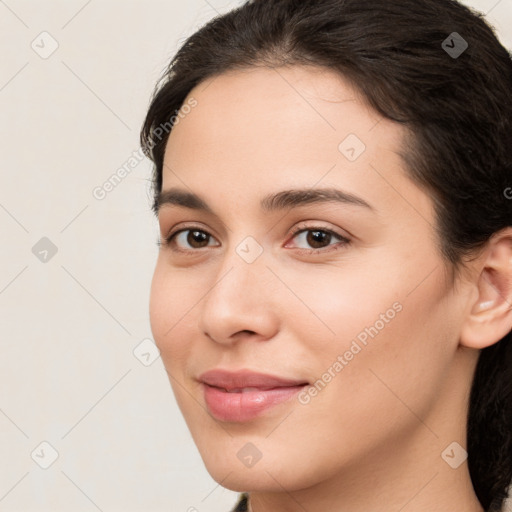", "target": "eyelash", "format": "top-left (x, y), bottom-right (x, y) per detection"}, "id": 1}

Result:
top-left (157, 223), bottom-right (351, 256)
